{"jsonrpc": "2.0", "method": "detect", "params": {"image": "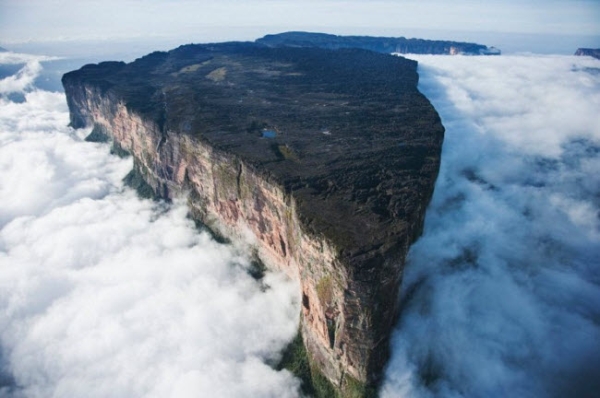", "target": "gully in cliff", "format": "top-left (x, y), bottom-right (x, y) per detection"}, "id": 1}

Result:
top-left (62, 38), bottom-right (444, 397)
